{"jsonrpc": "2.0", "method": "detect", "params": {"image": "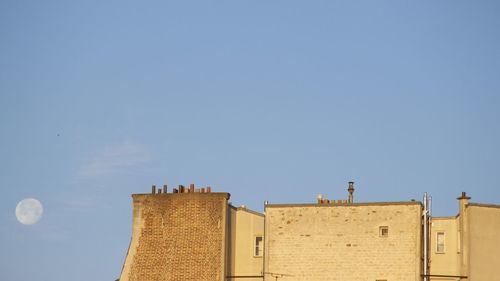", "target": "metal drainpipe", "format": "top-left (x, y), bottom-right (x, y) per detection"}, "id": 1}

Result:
top-left (263, 200), bottom-right (269, 281)
top-left (427, 195), bottom-right (432, 279)
top-left (423, 192), bottom-right (428, 281)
